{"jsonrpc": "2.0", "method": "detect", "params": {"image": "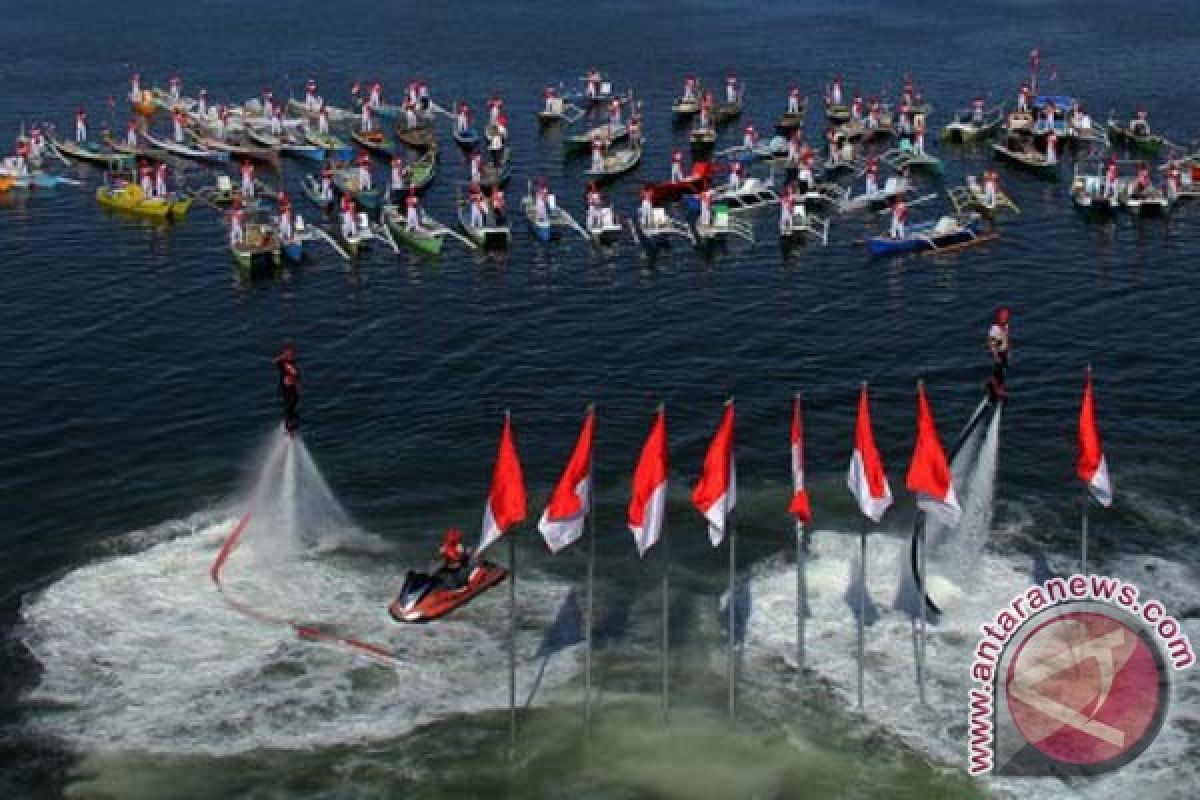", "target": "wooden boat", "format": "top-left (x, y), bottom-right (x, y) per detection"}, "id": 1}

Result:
top-left (397, 151), bottom-right (437, 196)
top-left (285, 97), bottom-right (357, 123)
top-left (775, 102), bottom-right (807, 135)
top-left (880, 144), bottom-right (944, 175)
top-left (96, 183), bottom-right (190, 219)
top-left (671, 96), bottom-right (701, 120)
top-left (713, 97), bottom-right (743, 126)
top-left (188, 131), bottom-right (278, 164)
top-left (302, 174), bottom-right (336, 211)
top-left (825, 101), bottom-right (851, 125)
top-left (521, 182), bottom-right (586, 243)
top-left (279, 216), bottom-right (319, 263)
top-left (683, 177), bottom-right (779, 214)
top-left (584, 145), bottom-right (641, 181)
top-left (779, 199), bottom-right (831, 246)
top-left (563, 122), bottom-right (628, 155)
top-left (332, 168), bottom-right (384, 210)
top-left (334, 211), bottom-right (378, 257)
top-left (457, 185), bottom-right (511, 248)
top-left (351, 128), bottom-right (398, 157)
top-left (838, 175), bottom-right (914, 213)
top-left (991, 134), bottom-right (1059, 180)
top-left (539, 97), bottom-right (584, 126)
top-left (584, 205), bottom-right (623, 245)
top-left (231, 221), bottom-right (282, 270)
top-left (1069, 171), bottom-right (1120, 219)
top-left (689, 123), bottom-right (717, 152)
top-left (303, 128), bottom-right (354, 162)
top-left (140, 130), bottom-right (230, 164)
top-left (948, 176), bottom-right (1020, 217)
top-left (693, 204), bottom-right (754, 245)
top-left (579, 76), bottom-right (616, 107)
top-left (104, 134), bottom-right (171, 163)
top-left (478, 149), bottom-right (512, 190)
top-left (394, 121), bottom-right (437, 151)
top-left (1107, 118), bottom-right (1166, 155)
top-left (382, 203), bottom-right (446, 255)
top-left (244, 125), bottom-right (325, 162)
top-left (49, 136), bottom-right (134, 168)
top-left (630, 206), bottom-right (695, 252)
top-left (453, 127), bottom-right (480, 150)
top-left (942, 107), bottom-right (1004, 143)
top-left (1121, 183), bottom-right (1171, 217)
top-left (646, 161), bottom-right (713, 205)
top-left (866, 215), bottom-right (989, 256)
